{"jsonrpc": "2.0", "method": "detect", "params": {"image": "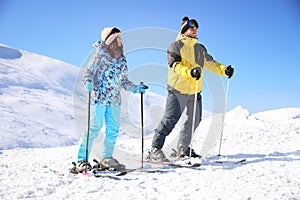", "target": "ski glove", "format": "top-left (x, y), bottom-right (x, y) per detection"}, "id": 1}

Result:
top-left (132, 84), bottom-right (149, 94)
top-left (191, 67), bottom-right (202, 80)
top-left (225, 65), bottom-right (234, 79)
top-left (84, 81), bottom-right (94, 92)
